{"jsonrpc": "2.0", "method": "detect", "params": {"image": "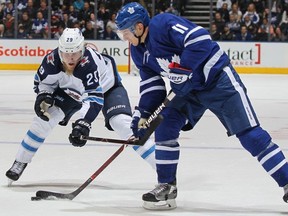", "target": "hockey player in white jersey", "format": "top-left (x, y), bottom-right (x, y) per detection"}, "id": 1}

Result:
top-left (116, 2), bottom-right (288, 210)
top-left (5, 28), bottom-right (155, 184)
